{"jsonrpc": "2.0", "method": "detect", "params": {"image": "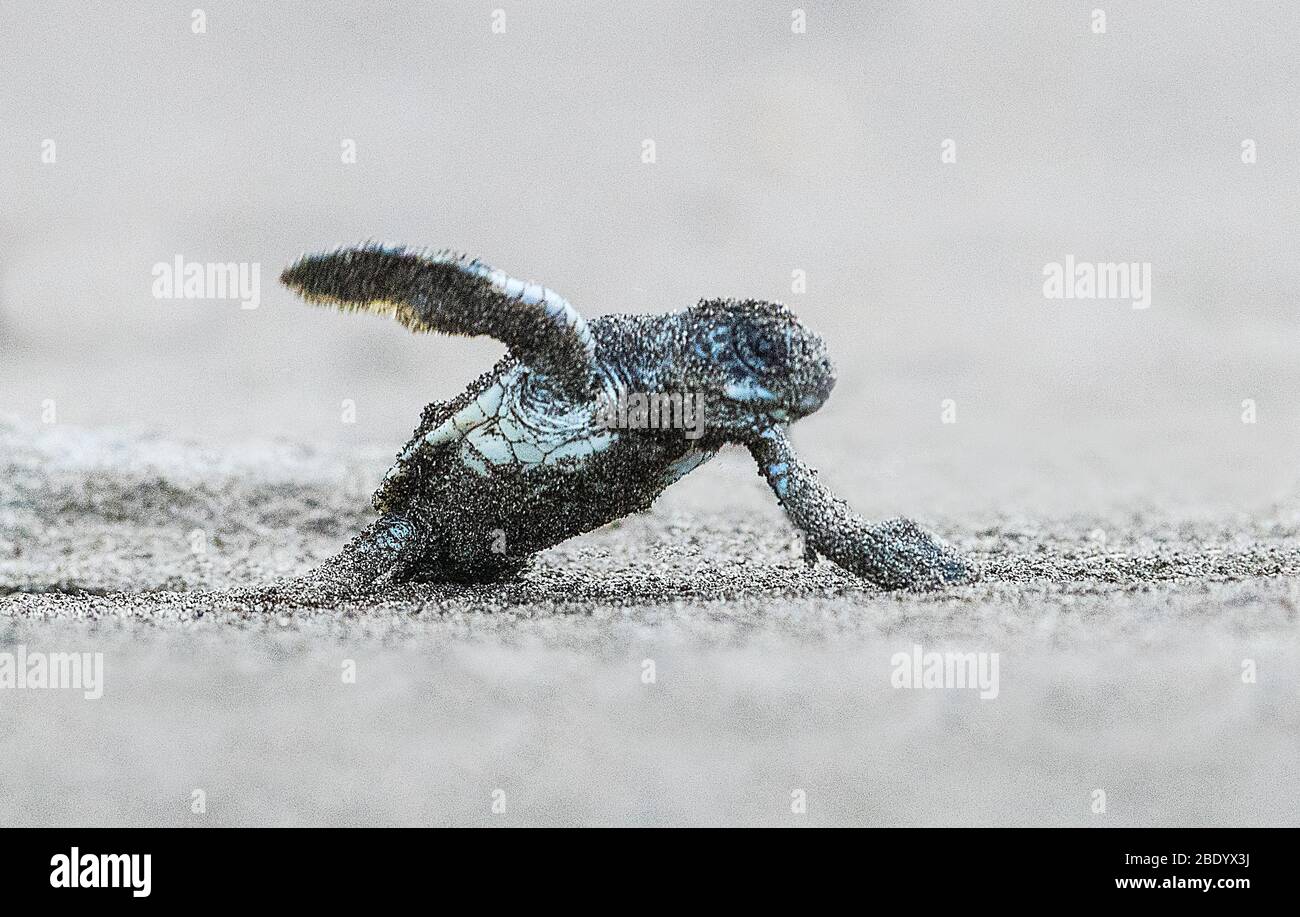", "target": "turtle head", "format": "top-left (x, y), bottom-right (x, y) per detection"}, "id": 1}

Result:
top-left (682, 299), bottom-right (837, 440)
